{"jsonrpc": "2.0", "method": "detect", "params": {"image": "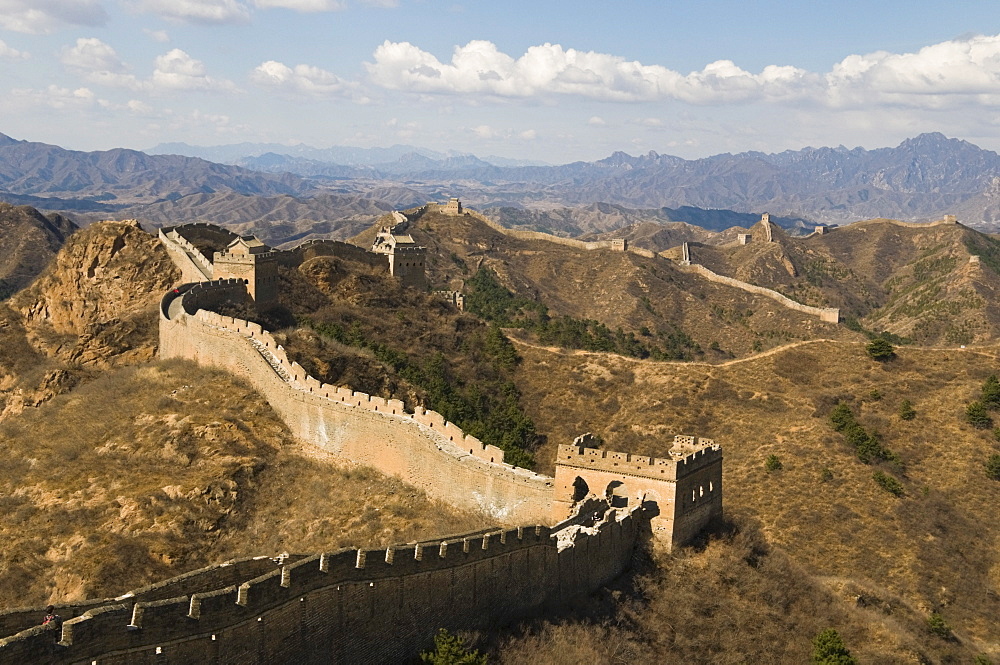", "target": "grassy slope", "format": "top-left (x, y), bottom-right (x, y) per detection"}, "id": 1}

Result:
top-left (512, 338), bottom-right (1000, 658)
top-left (353, 208), bottom-right (856, 359)
top-left (0, 360), bottom-right (483, 609)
